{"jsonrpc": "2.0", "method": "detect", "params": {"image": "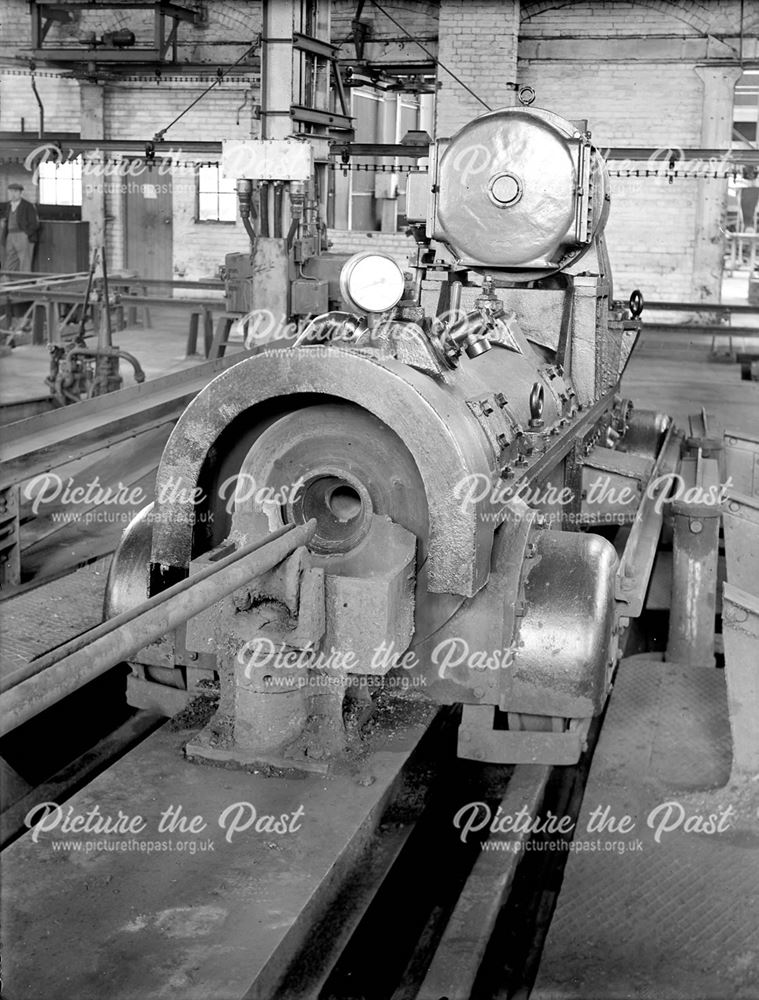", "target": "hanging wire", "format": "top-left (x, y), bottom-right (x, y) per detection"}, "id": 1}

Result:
top-left (152, 36), bottom-right (260, 141)
top-left (367, 0), bottom-right (494, 112)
